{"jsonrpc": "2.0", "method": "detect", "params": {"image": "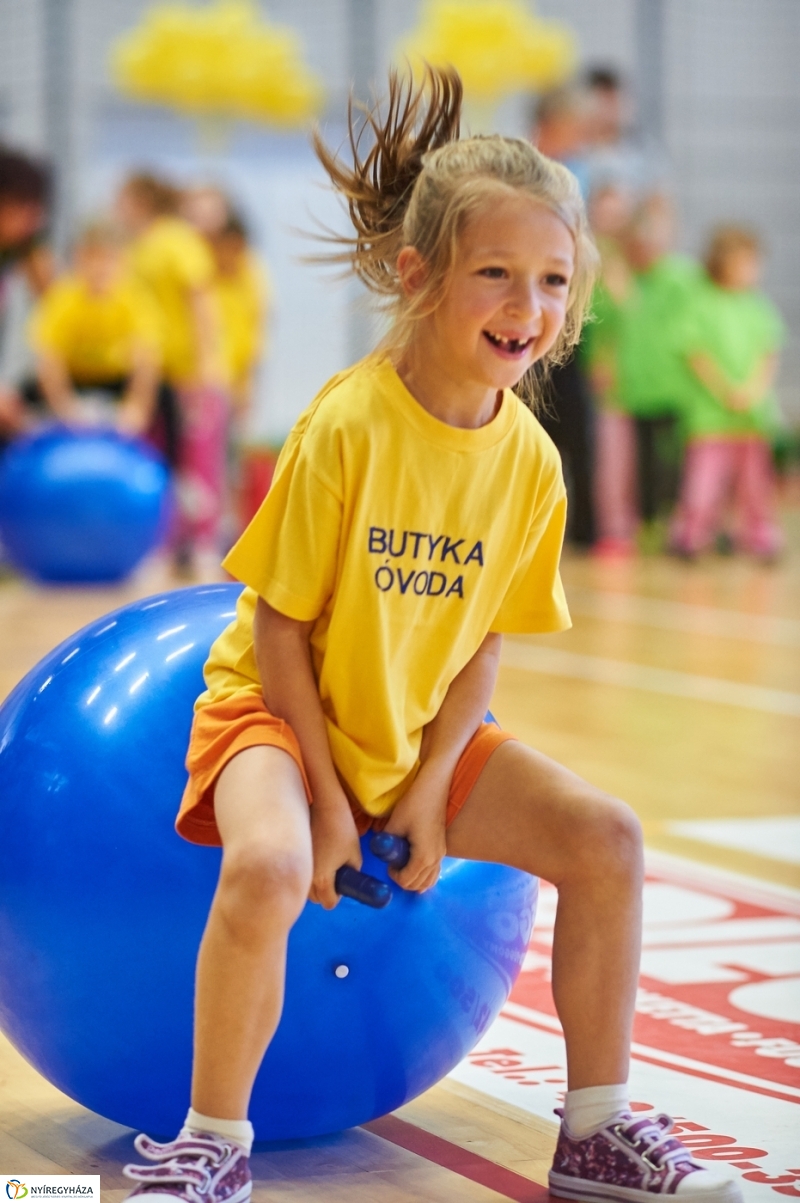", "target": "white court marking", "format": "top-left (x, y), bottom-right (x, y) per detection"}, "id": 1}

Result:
top-left (452, 856), bottom-right (800, 1203)
top-left (669, 817), bottom-right (800, 866)
top-left (501, 640), bottom-right (800, 718)
top-left (567, 589), bottom-right (800, 648)
top-left (728, 976), bottom-right (800, 1026)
